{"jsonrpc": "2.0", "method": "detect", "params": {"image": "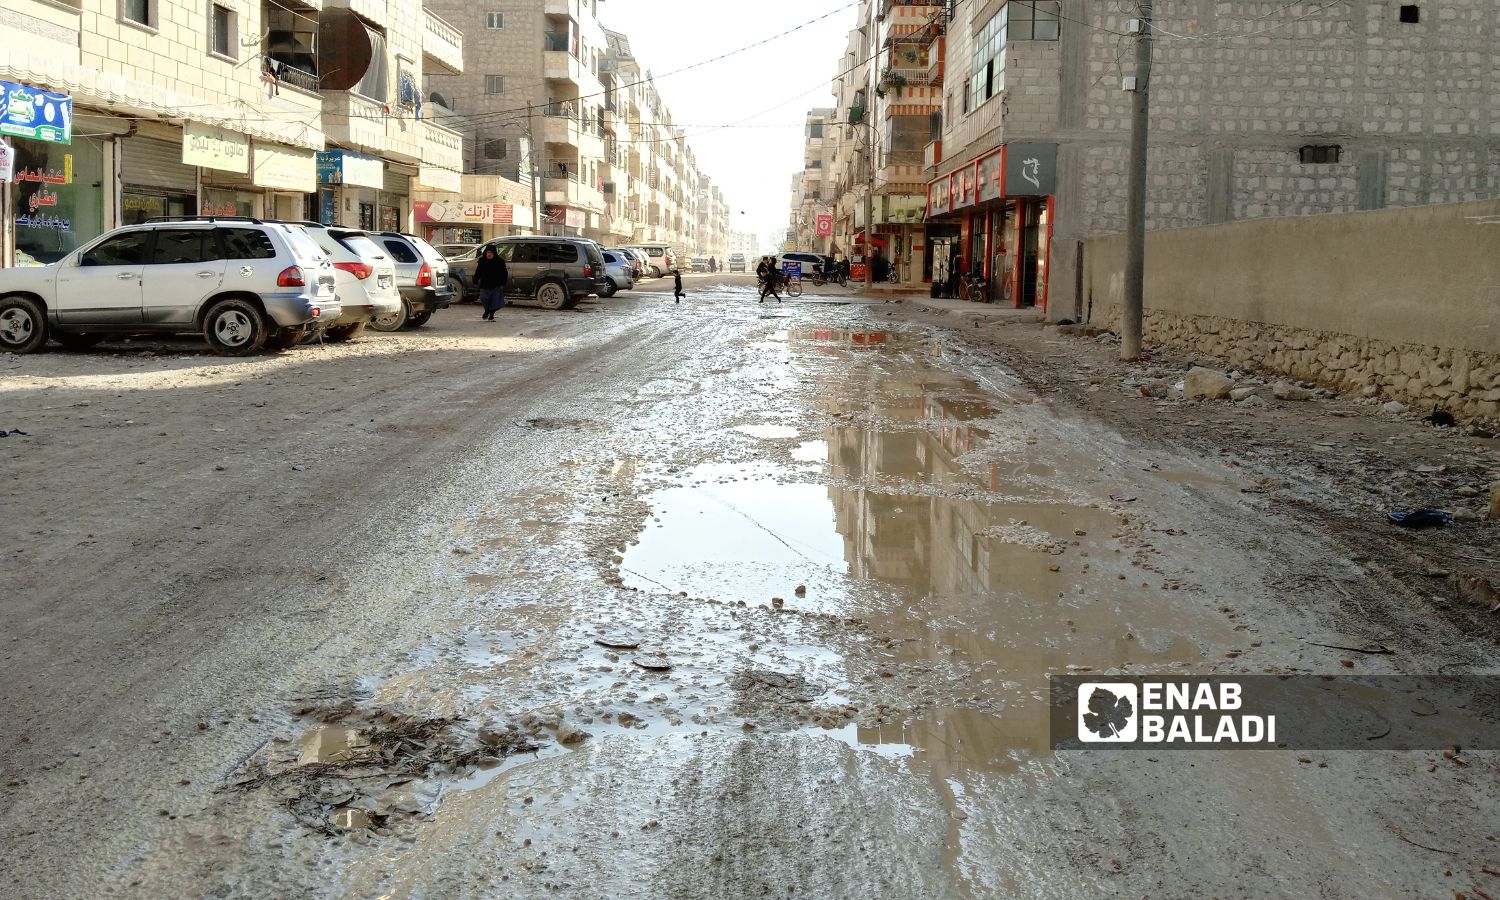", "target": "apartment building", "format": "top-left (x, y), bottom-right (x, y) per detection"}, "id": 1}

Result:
top-left (791, 109), bottom-right (836, 253)
top-left (424, 0), bottom-right (608, 240)
top-left (923, 0), bottom-right (1500, 318)
top-left (0, 0), bottom-right (465, 266)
